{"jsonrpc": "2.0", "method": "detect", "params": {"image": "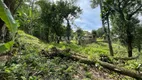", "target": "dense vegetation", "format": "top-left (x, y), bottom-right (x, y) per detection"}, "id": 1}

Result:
top-left (0, 0), bottom-right (142, 80)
